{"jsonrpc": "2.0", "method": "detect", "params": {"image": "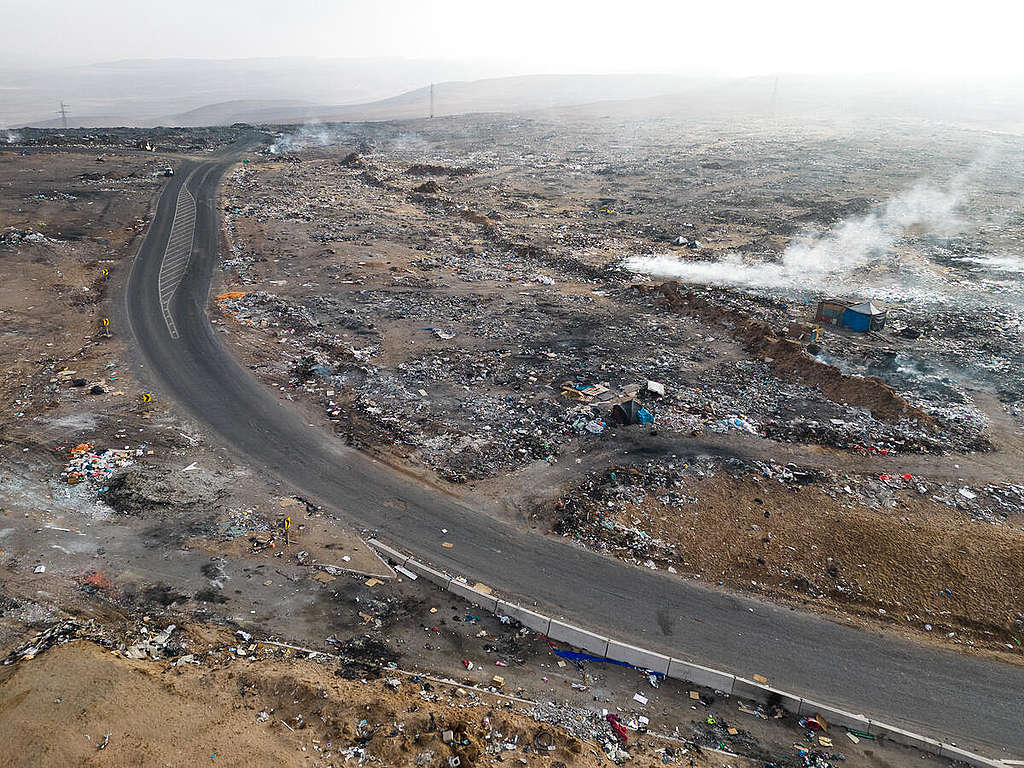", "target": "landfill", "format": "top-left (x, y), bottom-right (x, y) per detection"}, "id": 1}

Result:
top-left (2, 98), bottom-right (1023, 768)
